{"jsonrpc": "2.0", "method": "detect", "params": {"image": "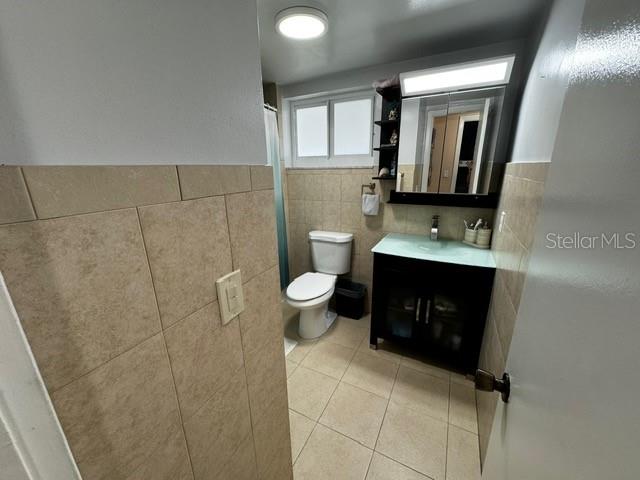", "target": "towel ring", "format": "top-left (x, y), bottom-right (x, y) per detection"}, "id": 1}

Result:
top-left (361, 183), bottom-right (376, 195)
